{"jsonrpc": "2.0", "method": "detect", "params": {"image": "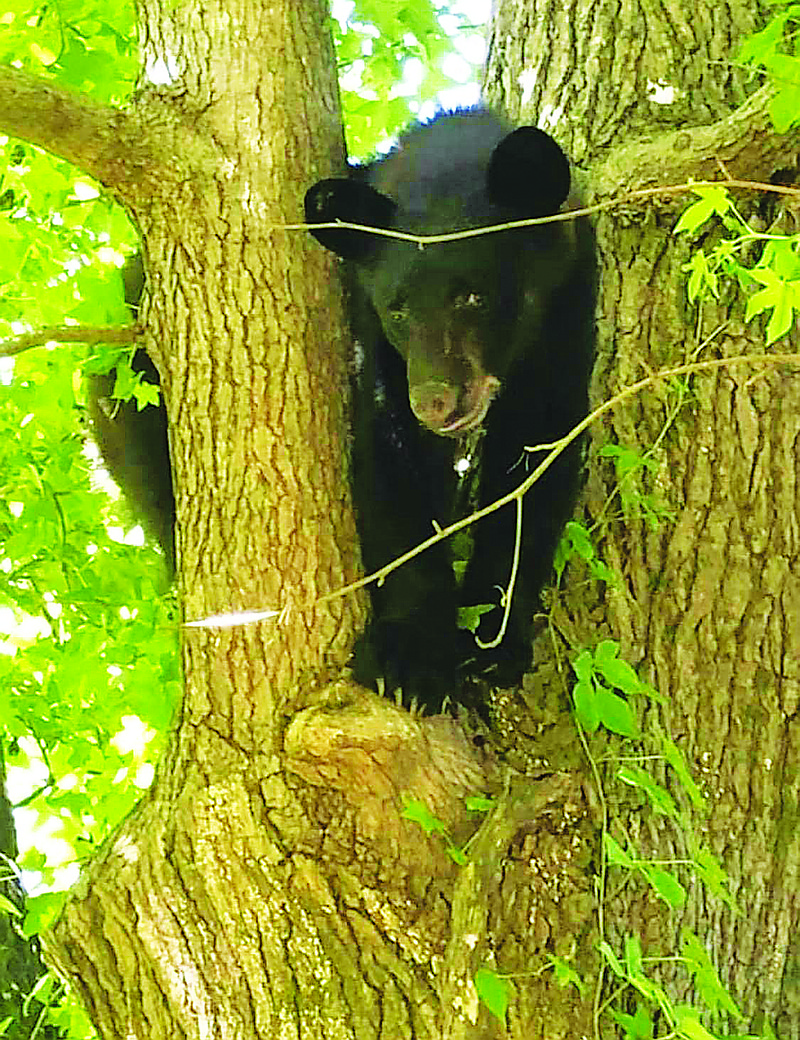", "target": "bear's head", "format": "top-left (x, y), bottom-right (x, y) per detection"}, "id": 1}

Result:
top-left (305, 121), bottom-right (576, 436)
